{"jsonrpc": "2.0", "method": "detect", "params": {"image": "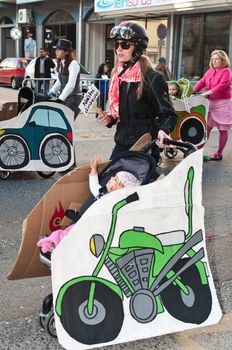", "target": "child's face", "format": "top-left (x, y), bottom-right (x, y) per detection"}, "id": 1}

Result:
top-left (106, 175), bottom-right (124, 192)
top-left (168, 84), bottom-right (179, 96)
